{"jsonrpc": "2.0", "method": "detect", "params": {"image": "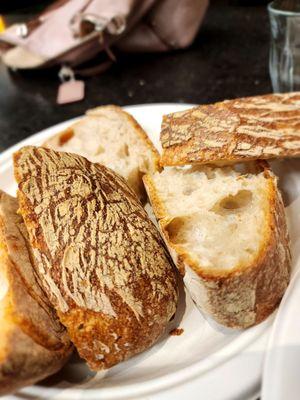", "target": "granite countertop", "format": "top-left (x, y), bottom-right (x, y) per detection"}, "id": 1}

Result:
top-left (0, 2), bottom-right (272, 151)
